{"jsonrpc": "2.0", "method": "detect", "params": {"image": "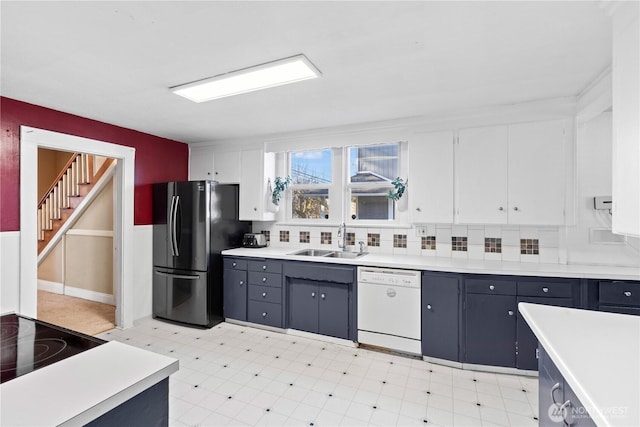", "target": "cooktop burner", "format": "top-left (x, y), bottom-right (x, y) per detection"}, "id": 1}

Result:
top-left (0, 314), bottom-right (105, 384)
